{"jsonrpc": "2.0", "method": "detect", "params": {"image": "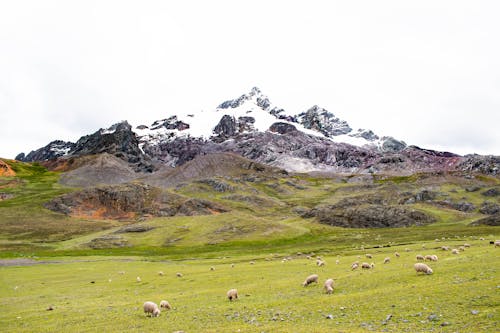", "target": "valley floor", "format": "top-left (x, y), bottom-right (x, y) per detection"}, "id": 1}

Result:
top-left (1, 236), bottom-right (498, 332)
